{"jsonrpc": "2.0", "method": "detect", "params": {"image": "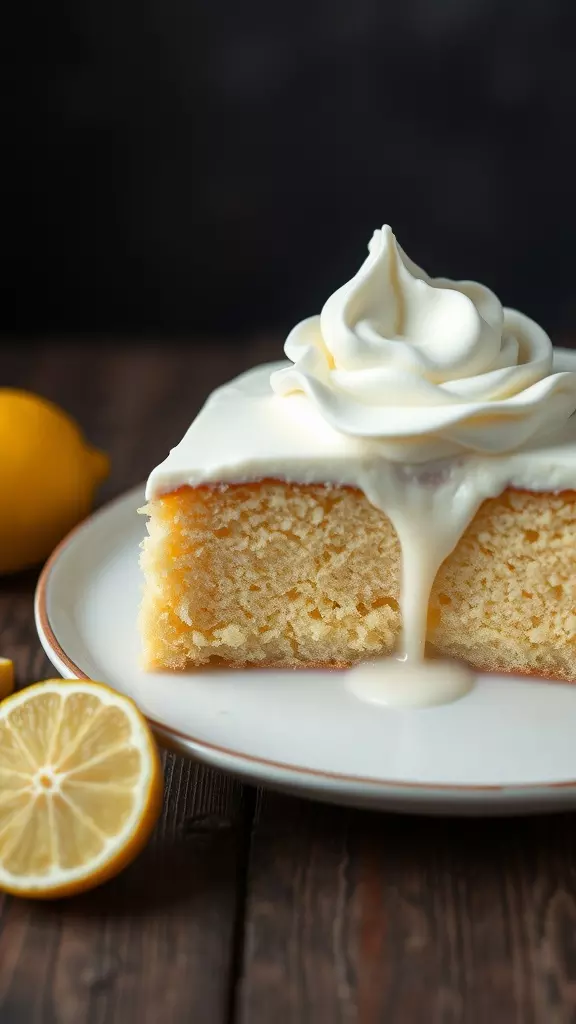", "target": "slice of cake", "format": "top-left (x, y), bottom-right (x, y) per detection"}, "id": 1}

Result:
top-left (140, 226), bottom-right (576, 682)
